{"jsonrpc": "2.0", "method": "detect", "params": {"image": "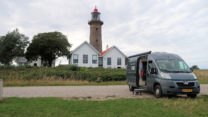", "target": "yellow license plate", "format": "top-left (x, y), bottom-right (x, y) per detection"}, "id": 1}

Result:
top-left (183, 89), bottom-right (192, 92)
